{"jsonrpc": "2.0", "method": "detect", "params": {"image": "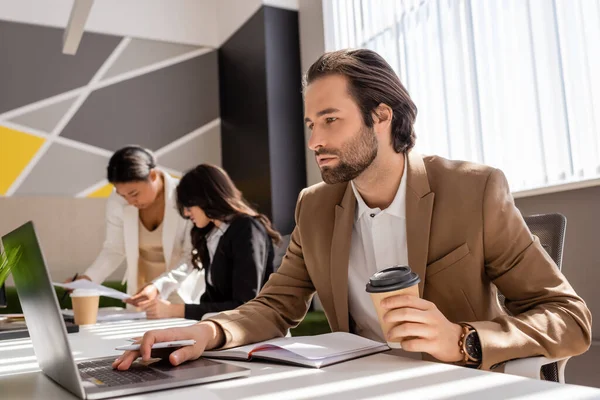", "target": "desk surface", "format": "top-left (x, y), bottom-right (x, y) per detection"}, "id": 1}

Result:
top-left (1, 319), bottom-right (599, 400)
